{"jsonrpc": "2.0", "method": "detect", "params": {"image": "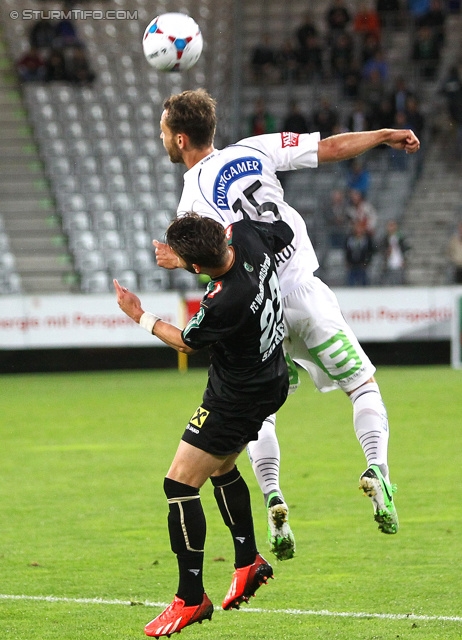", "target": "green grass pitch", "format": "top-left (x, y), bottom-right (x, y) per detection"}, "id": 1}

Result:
top-left (0, 365), bottom-right (461, 639)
